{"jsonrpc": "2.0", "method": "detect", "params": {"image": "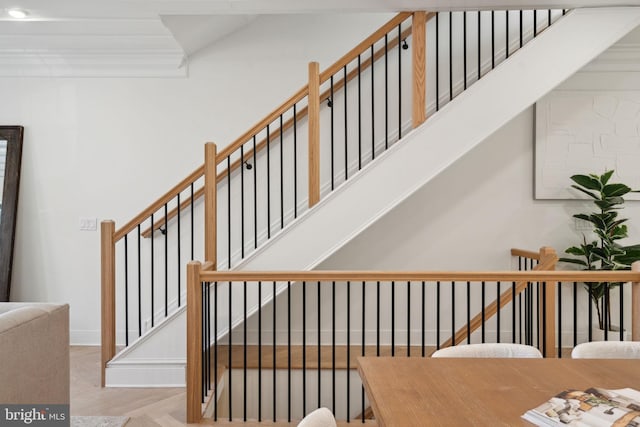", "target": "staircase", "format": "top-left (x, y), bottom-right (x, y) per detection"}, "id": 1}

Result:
top-left (101, 7), bottom-right (640, 387)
